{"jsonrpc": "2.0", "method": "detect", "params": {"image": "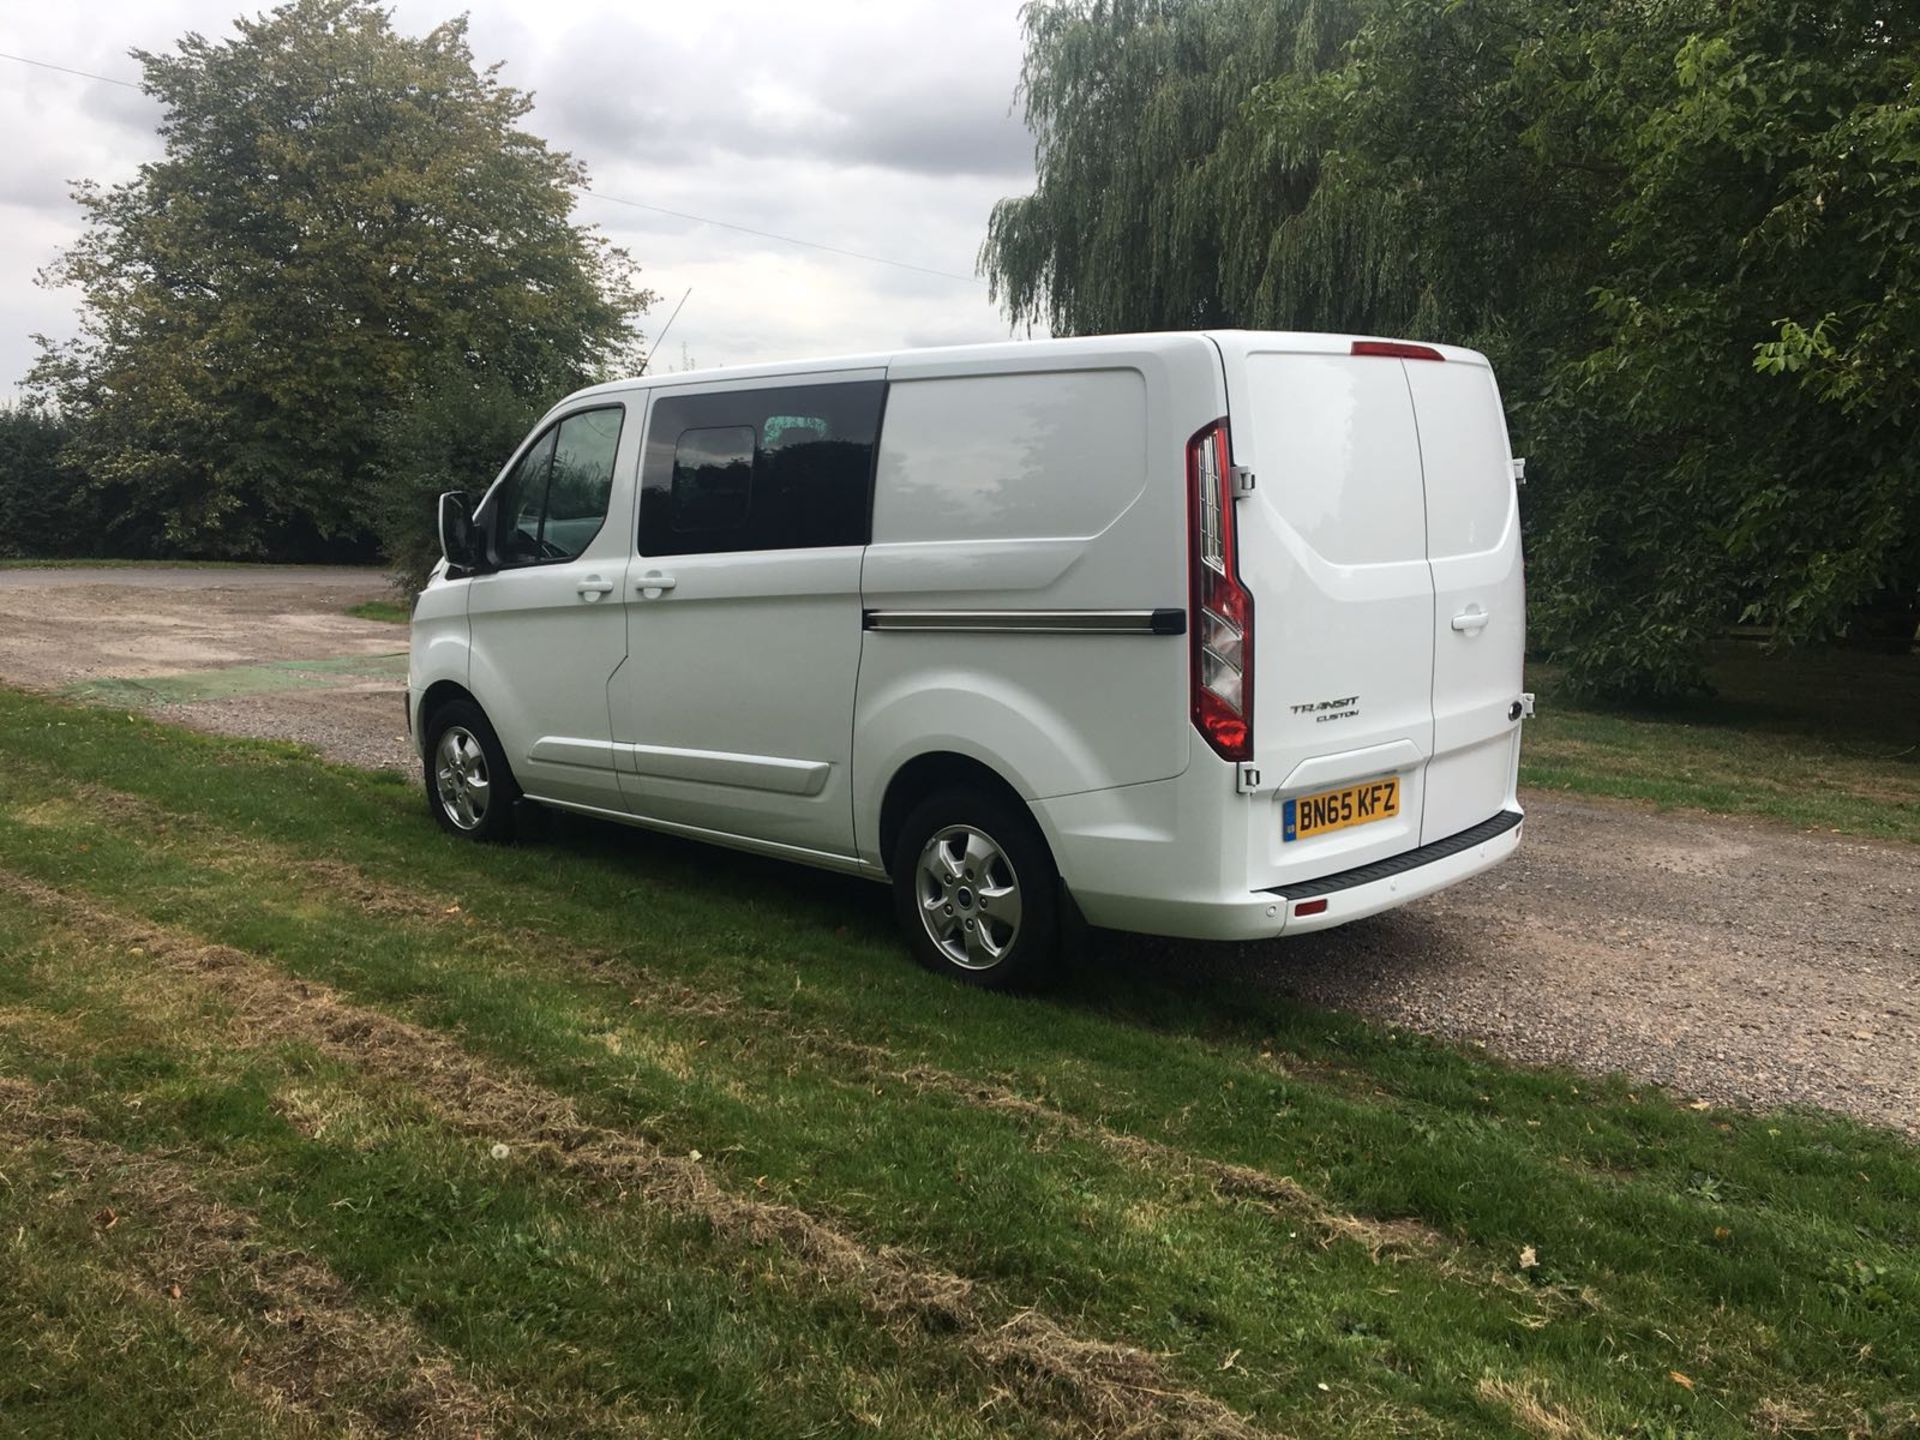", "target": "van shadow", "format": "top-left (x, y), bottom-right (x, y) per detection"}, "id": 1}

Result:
top-left (533, 807), bottom-right (899, 934)
top-left (533, 808), bottom-right (1475, 1052)
top-left (1083, 907), bottom-right (1487, 1047)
